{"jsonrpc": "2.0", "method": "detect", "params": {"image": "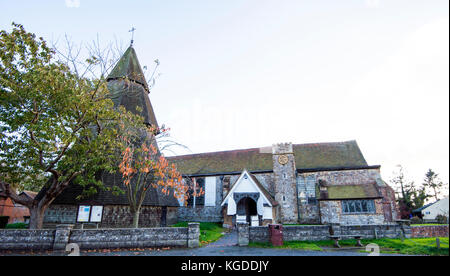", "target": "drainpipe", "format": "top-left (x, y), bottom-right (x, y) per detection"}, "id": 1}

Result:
top-left (295, 171), bottom-right (301, 223)
top-left (193, 177), bottom-right (196, 209)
